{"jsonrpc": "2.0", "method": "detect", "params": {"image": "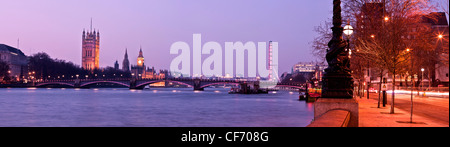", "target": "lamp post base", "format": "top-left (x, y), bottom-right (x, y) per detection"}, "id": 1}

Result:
top-left (322, 72), bottom-right (354, 99)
